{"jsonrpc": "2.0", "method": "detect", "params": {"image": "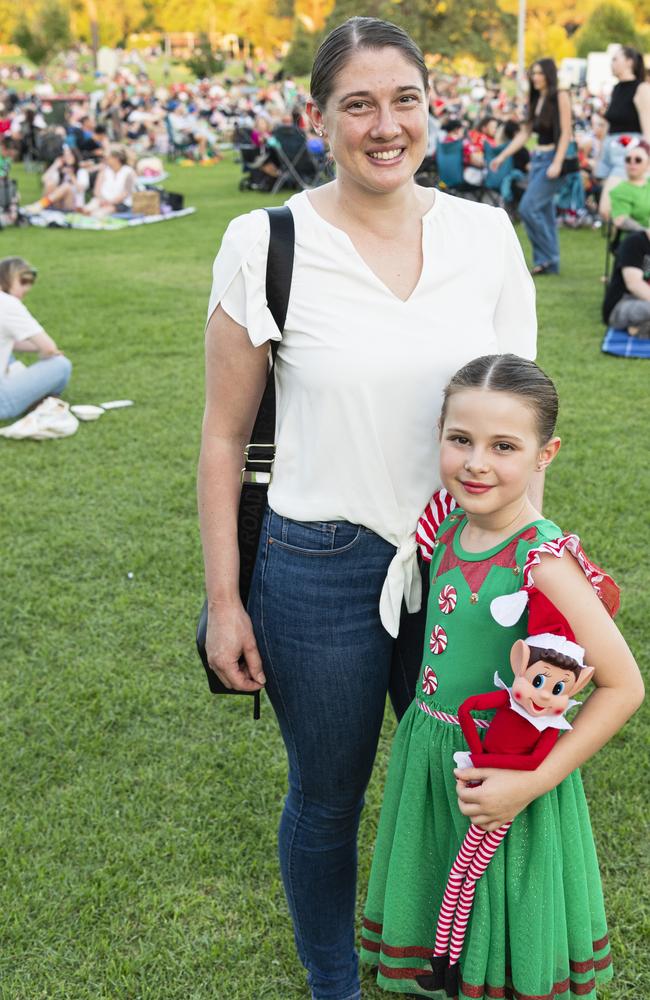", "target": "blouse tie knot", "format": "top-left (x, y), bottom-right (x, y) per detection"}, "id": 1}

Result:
top-left (379, 532), bottom-right (422, 639)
